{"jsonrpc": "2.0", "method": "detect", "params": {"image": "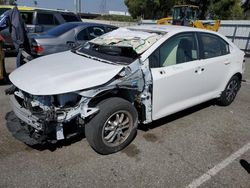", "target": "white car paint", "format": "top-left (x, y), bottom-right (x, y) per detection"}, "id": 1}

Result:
top-left (9, 51), bottom-right (124, 95)
top-left (7, 25), bottom-right (245, 147)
